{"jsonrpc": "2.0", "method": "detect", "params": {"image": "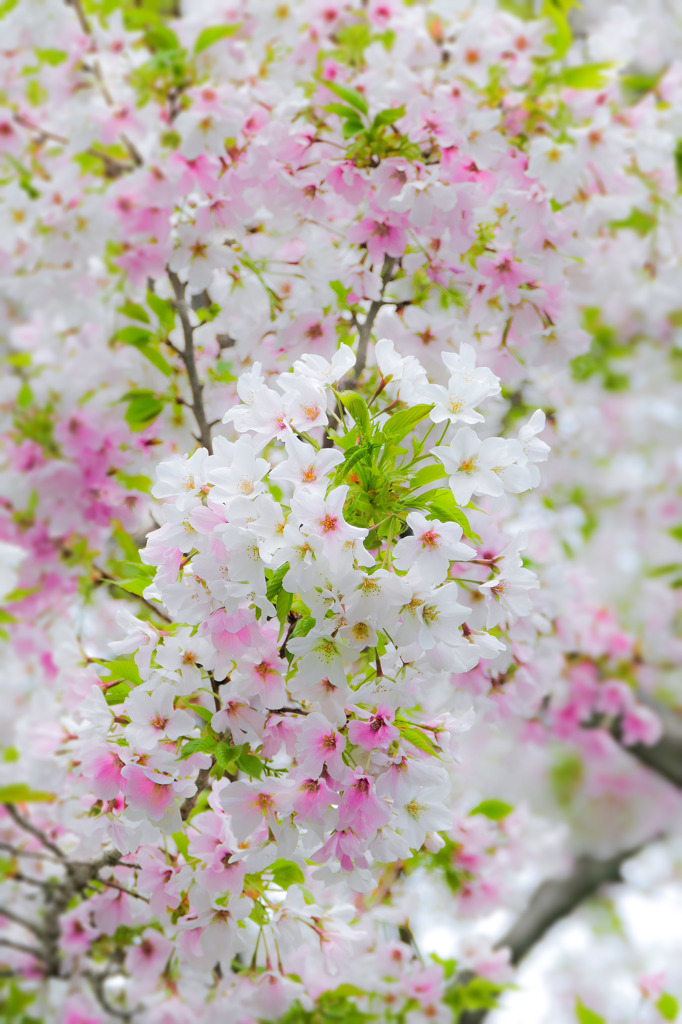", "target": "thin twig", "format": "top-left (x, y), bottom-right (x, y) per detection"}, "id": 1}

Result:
top-left (89, 878), bottom-right (149, 903)
top-left (0, 906), bottom-right (44, 939)
top-left (86, 970), bottom-right (134, 1022)
top-left (0, 937), bottom-right (46, 961)
top-left (3, 805), bottom-right (65, 862)
top-left (0, 841), bottom-right (61, 863)
top-left (94, 565), bottom-right (172, 624)
top-left (168, 269), bottom-right (214, 453)
top-left (65, 0), bottom-right (90, 33)
top-left (64, 0), bottom-right (142, 169)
